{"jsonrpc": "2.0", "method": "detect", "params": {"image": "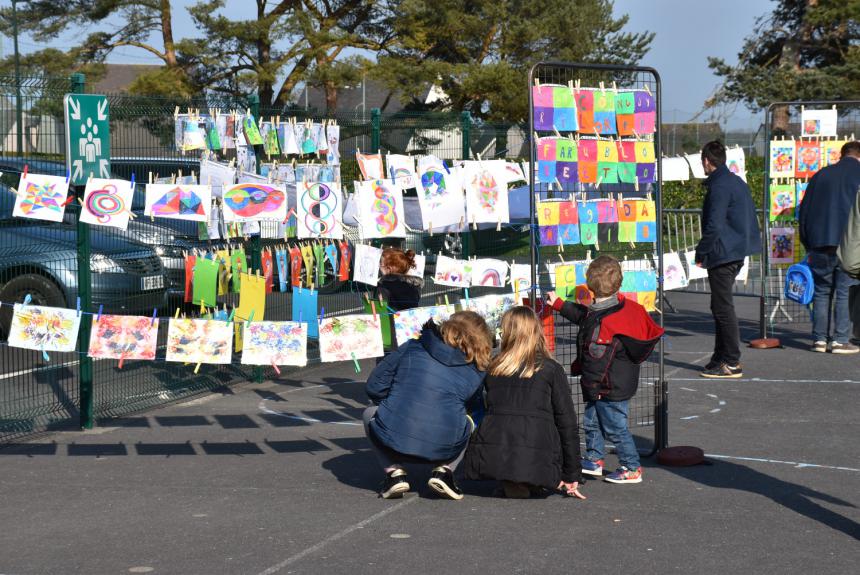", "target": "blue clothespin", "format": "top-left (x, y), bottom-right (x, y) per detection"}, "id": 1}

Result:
top-left (65, 168), bottom-right (71, 184)
top-left (76, 297), bottom-right (81, 317)
top-left (131, 172), bottom-right (136, 188)
top-left (22, 294), bottom-right (32, 308)
top-left (299, 311), bottom-right (303, 324)
top-left (150, 308), bottom-right (157, 326)
top-left (319, 307), bottom-right (325, 323)
top-left (41, 347), bottom-right (49, 362)
top-left (97, 304), bottom-right (103, 322)
top-left (441, 160), bottom-right (450, 174)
